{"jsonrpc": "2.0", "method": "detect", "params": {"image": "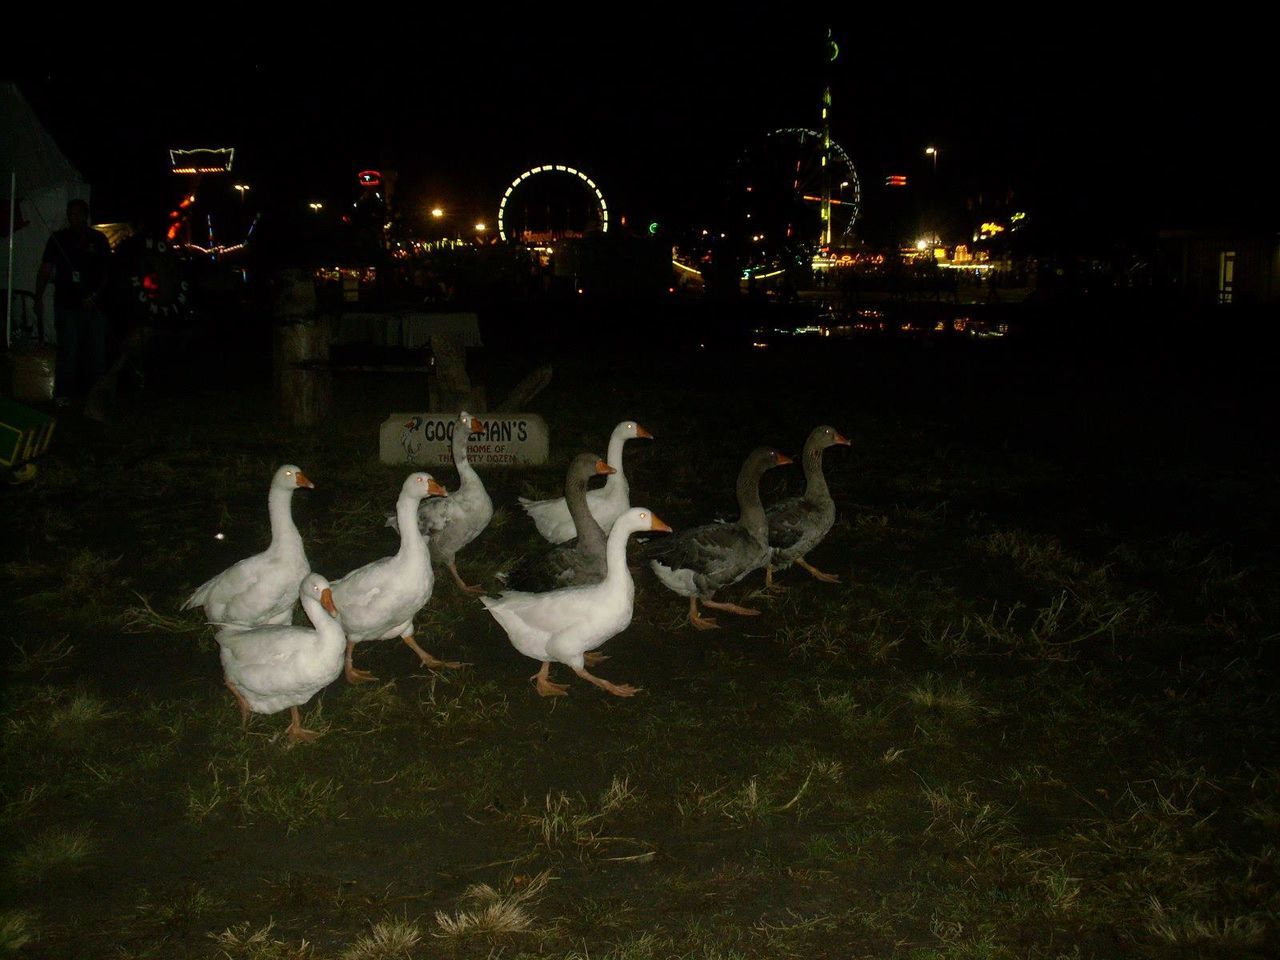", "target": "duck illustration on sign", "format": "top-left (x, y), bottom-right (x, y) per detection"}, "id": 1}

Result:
top-left (401, 416), bottom-right (427, 462)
